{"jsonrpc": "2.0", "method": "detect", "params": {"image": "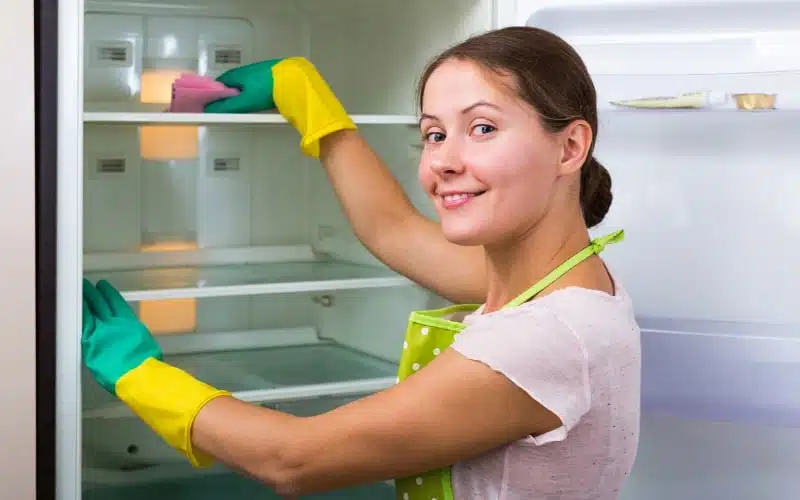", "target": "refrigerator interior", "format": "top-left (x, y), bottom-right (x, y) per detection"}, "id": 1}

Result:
top-left (64, 0), bottom-right (800, 498)
top-left (76, 0), bottom-right (492, 496)
top-left (513, 1), bottom-right (800, 498)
